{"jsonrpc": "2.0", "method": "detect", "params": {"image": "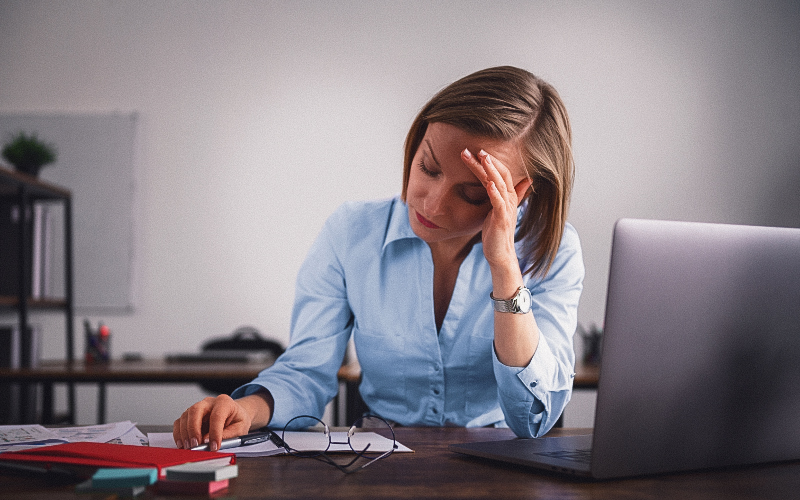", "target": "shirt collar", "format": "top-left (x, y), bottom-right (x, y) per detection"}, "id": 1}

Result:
top-left (383, 196), bottom-right (419, 251)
